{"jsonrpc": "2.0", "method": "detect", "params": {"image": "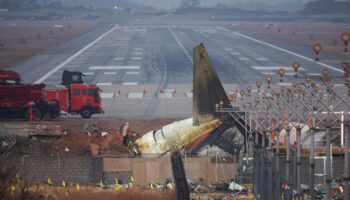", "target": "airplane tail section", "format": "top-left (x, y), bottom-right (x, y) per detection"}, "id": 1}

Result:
top-left (193, 43), bottom-right (230, 125)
